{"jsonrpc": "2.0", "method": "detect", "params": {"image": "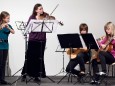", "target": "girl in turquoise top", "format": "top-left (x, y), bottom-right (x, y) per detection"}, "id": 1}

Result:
top-left (0, 11), bottom-right (15, 85)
